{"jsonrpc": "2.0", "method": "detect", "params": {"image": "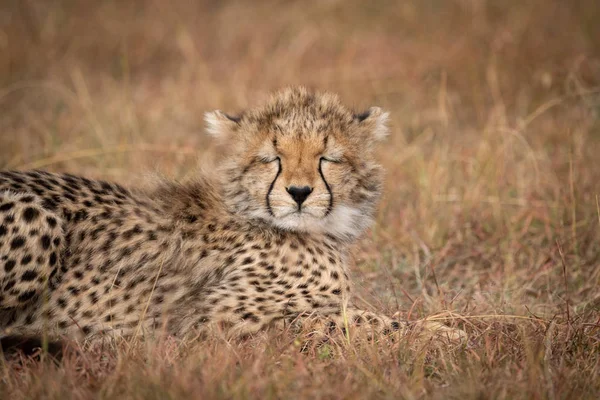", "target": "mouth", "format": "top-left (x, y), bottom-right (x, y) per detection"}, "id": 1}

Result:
top-left (279, 209), bottom-right (309, 218)
top-left (270, 206), bottom-right (324, 223)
